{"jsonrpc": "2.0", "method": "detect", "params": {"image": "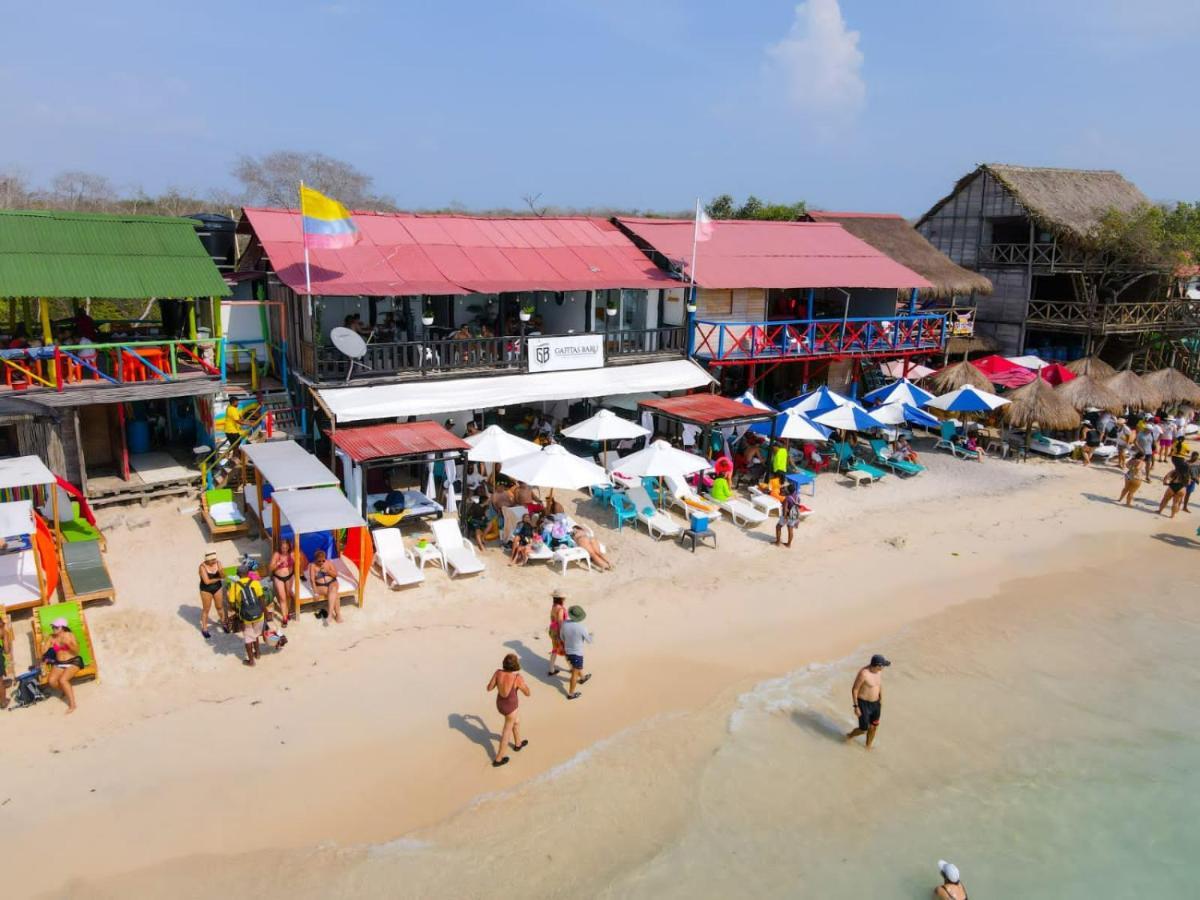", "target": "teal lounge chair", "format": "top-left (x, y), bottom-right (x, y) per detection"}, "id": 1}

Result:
top-left (934, 422), bottom-right (980, 460)
top-left (609, 492), bottom-right (637, 530)
top-left (832, 442), bottom-right (887, 481)
top-left (868, 439), bottom-right (924, 476)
